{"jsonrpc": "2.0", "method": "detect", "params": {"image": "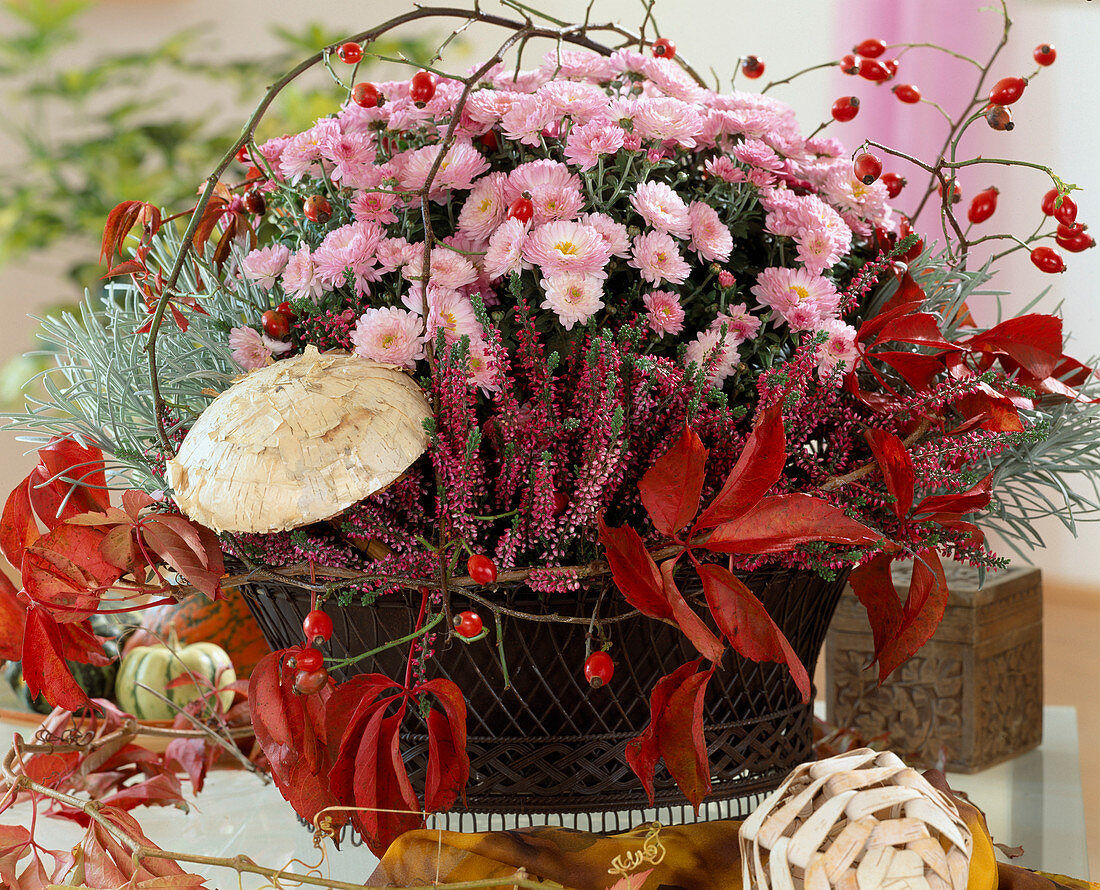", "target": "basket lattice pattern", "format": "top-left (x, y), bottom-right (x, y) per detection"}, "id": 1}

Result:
top-left (739, 749), bottom-right (973, 890)
top-left (243, 567), bottom-right (847, 815)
